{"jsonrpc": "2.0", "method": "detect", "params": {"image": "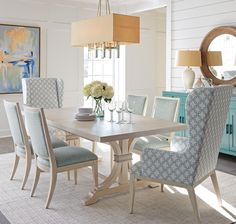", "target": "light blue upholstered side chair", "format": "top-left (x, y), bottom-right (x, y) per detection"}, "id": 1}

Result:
top-left (4, 100), bottom-right (67, 190)
top-left (129, 86), bottom-right (233, 224)
top-left (22, 77), bottom-right (80, 182)
top-left (24, 106), bottom-right (98, 209)
top-left (133, 96), bottom-right (180, 155)
top-left (127, 95), bottom-right (148, 116)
